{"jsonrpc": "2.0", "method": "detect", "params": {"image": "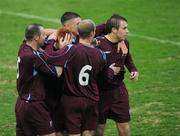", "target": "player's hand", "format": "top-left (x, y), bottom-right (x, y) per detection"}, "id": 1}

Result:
top-left (109, 63), bottom-right (121, 75)
top-left (130, 71), bottom-right (139, 80)
top-left (117, 41), bottom-right (128, 56)
top-left (58, 33), bottom-right (72, 48)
